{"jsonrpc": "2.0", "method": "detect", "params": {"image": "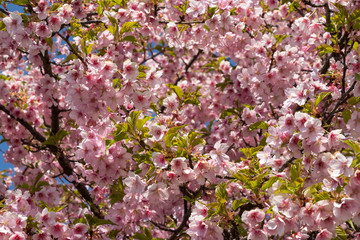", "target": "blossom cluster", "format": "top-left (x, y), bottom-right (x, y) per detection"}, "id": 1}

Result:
top-left (0, 0), bottom-right (360, 239)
